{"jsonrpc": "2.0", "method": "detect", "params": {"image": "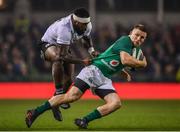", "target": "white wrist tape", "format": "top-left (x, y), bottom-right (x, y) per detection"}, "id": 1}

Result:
top-left (73, 14), bottom-right (90, 23)
top-left (88, 47), bottom-right (95, 55)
